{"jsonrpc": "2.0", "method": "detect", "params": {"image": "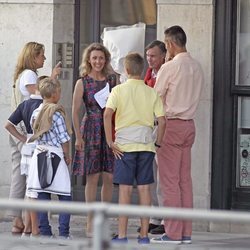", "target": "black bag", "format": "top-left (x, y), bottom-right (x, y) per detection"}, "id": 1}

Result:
top-left (37, 150), bottom-right (61, 189)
